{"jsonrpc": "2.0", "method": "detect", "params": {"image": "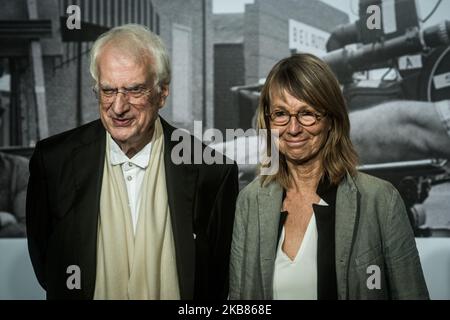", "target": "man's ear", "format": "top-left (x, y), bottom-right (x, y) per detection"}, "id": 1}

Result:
top-left (158, 84), bottom-right (169, 109)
